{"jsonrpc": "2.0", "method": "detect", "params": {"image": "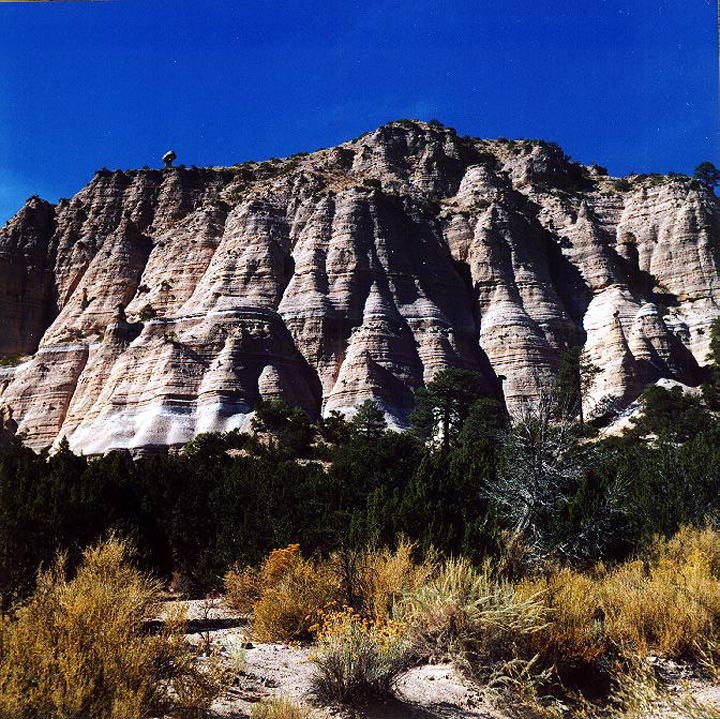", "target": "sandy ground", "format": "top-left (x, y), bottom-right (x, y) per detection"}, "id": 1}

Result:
top-left (162, 599), bottom-right (720, 719)
top-left (159, 599), bottom-right (493, 718)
